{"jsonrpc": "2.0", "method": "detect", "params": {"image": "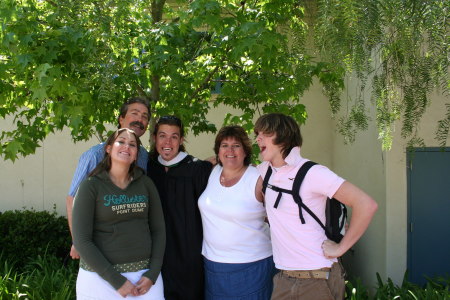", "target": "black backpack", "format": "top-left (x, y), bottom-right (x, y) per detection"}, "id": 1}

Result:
top-left (262, 160), bottom-right (347, 243)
